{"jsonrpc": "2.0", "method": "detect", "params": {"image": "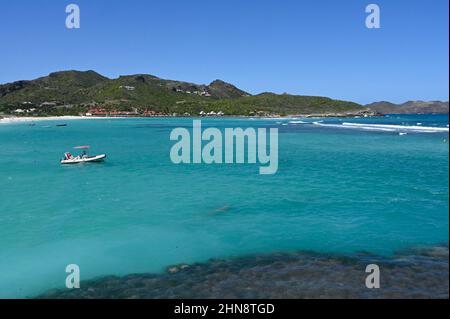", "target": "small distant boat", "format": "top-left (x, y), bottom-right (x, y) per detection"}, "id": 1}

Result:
top-left (61, 146), bottom-right (106, 164)
top-left (56, 124), bottom-right (67, 127)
